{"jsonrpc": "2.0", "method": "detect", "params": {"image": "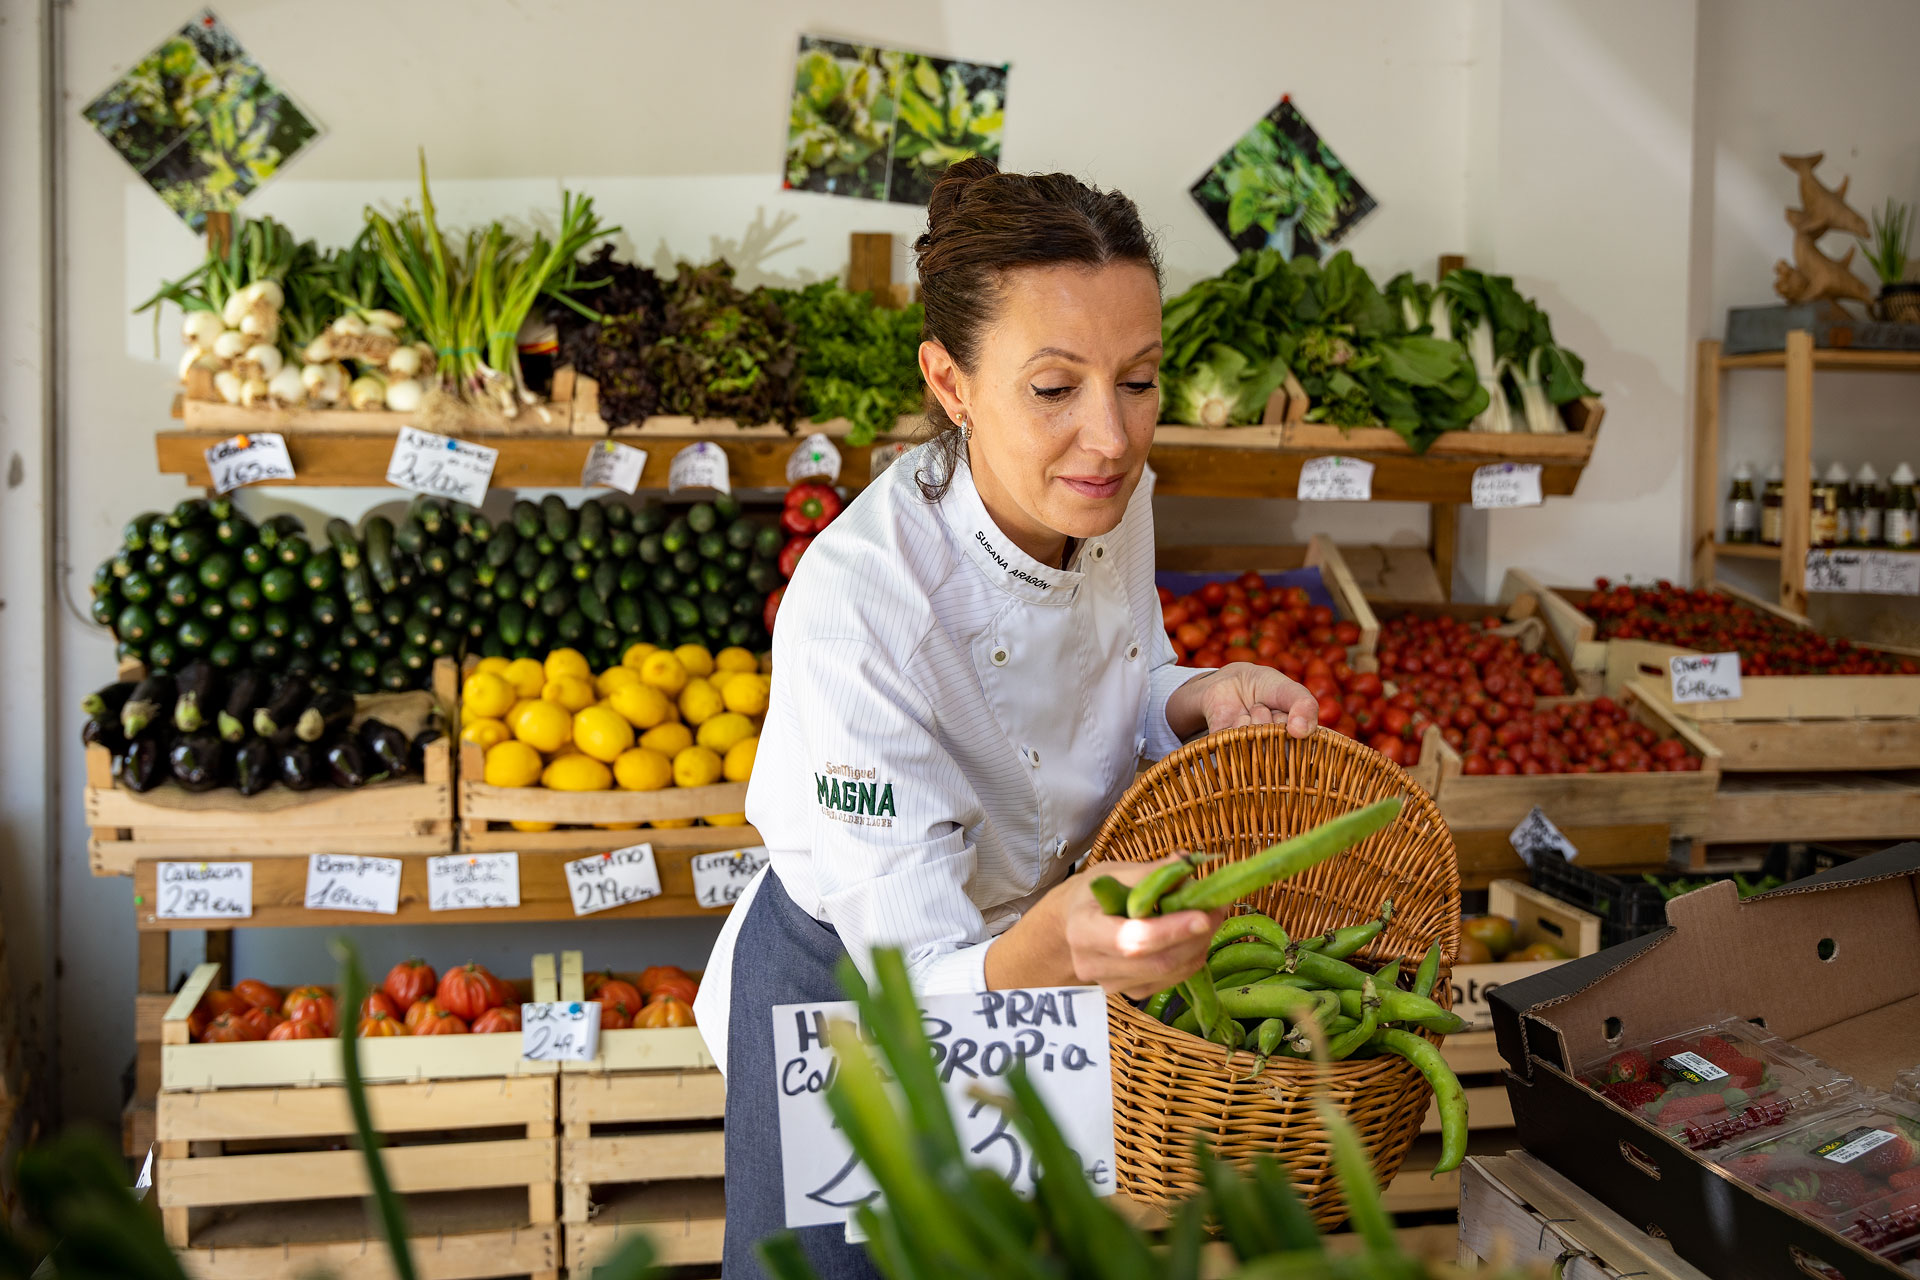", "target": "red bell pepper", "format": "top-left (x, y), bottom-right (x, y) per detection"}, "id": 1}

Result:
top-left (781, 482), bottom-right (842, 535)
top-left (778, 535), bottom-right (813, 580)
top-left (763, 585), bottom-right (785, 636)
